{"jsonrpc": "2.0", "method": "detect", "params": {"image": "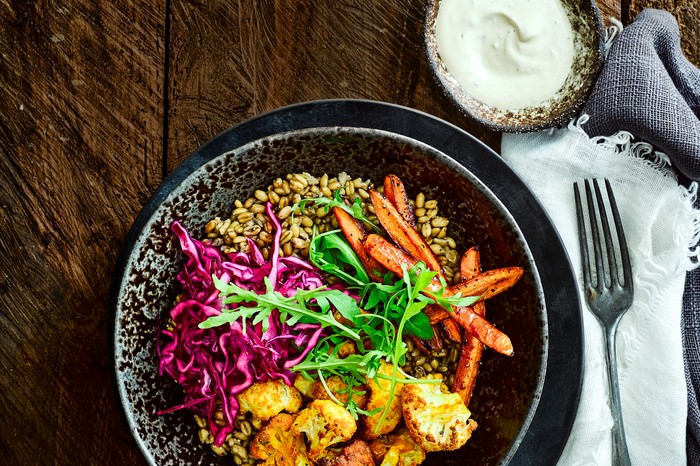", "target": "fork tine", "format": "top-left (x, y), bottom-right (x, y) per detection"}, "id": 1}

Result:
top-left (593, 179), bottom-right (620, 287)
top-left (584, 179), bottom-right (605, 290)
top-left (573, 182), bottom-right (592, 287)
top-left (604, 179), bottom-right (632, 287)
